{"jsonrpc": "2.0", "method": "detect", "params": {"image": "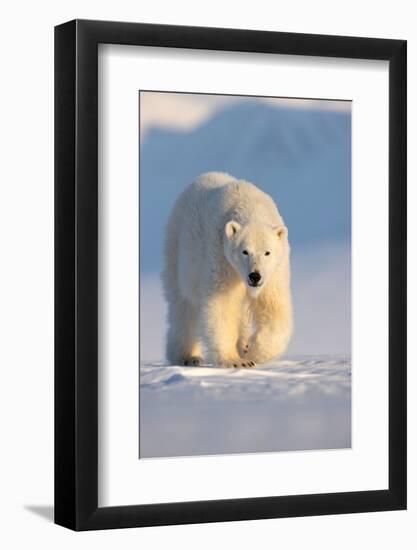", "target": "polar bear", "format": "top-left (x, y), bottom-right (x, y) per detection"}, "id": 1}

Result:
top-left (161, 172), bottom-right (293, 367)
